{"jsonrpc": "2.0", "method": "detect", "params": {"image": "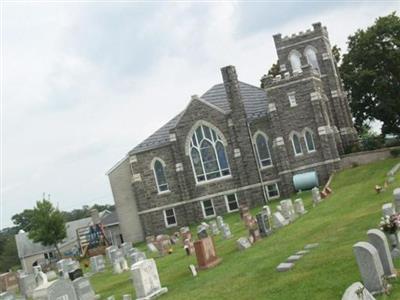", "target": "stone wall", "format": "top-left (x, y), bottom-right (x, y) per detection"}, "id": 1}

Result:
top-left (339, 147), bottom-right (400, 169)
